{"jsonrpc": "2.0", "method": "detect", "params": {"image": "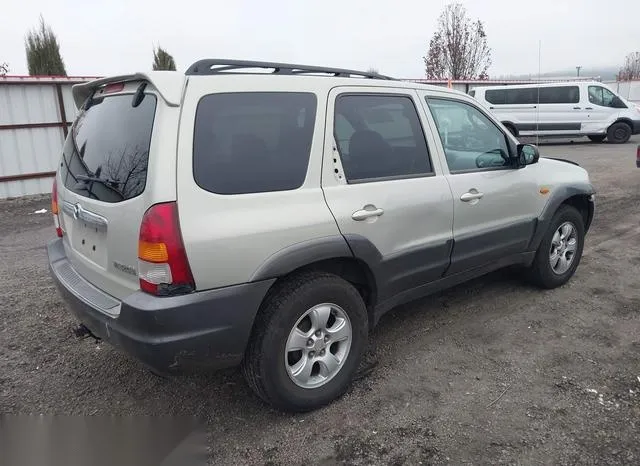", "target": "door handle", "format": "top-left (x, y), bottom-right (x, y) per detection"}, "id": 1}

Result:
top-left (585, 107), bottom-right (593, 110)
top-left (460, 191), bottom-right (484, 202)
top-left (573, 107), bottom-right (581, 110)
top-left (352, 206), bottom-right (384, 221)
